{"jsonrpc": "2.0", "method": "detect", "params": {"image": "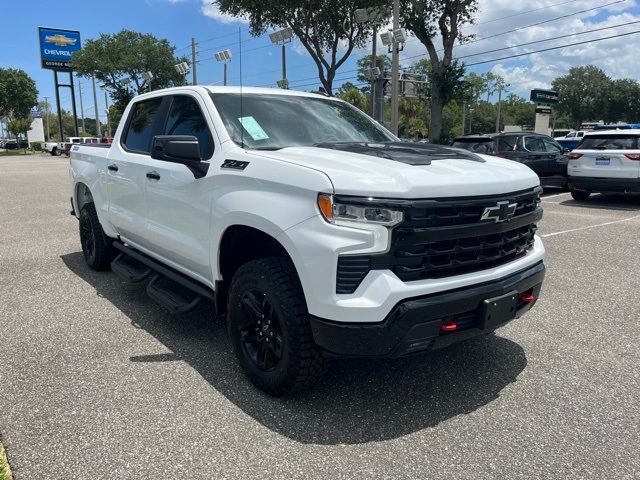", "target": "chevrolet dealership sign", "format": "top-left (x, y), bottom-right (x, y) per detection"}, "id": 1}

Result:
top-left (38, 27), bottom-right (81, 71)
